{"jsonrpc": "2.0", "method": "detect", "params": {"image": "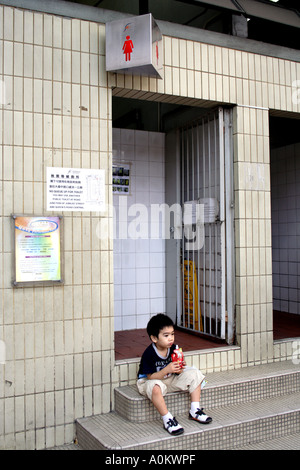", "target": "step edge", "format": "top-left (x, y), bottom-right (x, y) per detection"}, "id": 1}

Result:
top-left (114, 373), bottom-right (300, 423)
top-left (114, 371), bottom-right (300, 409)
top-left (115, 370), bottom-right (300, 397)
top-left (76, 406), bottom-right (300, 451)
